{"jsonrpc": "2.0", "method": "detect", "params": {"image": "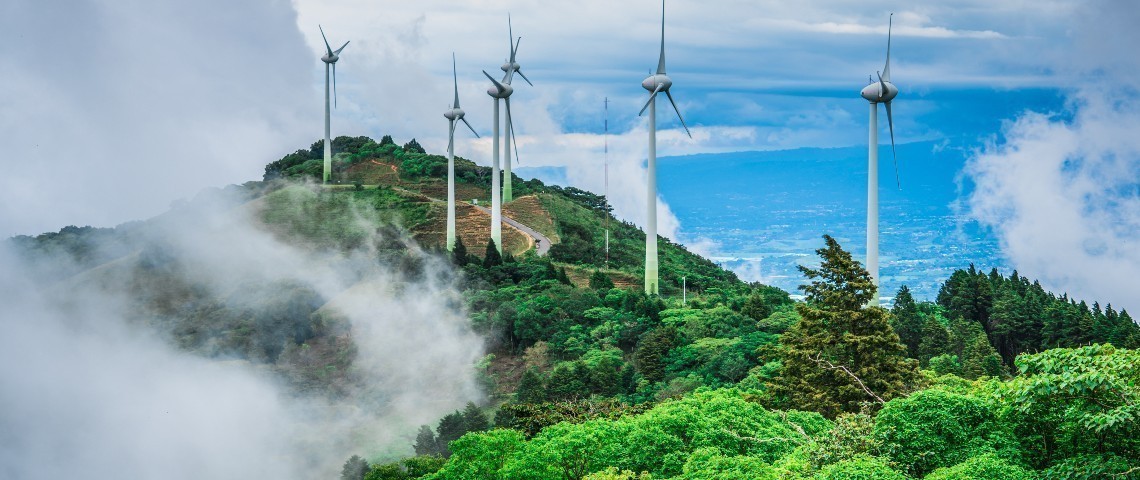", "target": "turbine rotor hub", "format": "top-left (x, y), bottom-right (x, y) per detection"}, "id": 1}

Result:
top-left (642, 74), bottom-right (672, 92)
top-left (321, 54), bottom-right (338, 64)
top-left (486, 83), bottom-right (514, 99)
top-left (860, 80), bottom-right (898, 103)
top-left (444, 108), bottom-right (465, 121)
